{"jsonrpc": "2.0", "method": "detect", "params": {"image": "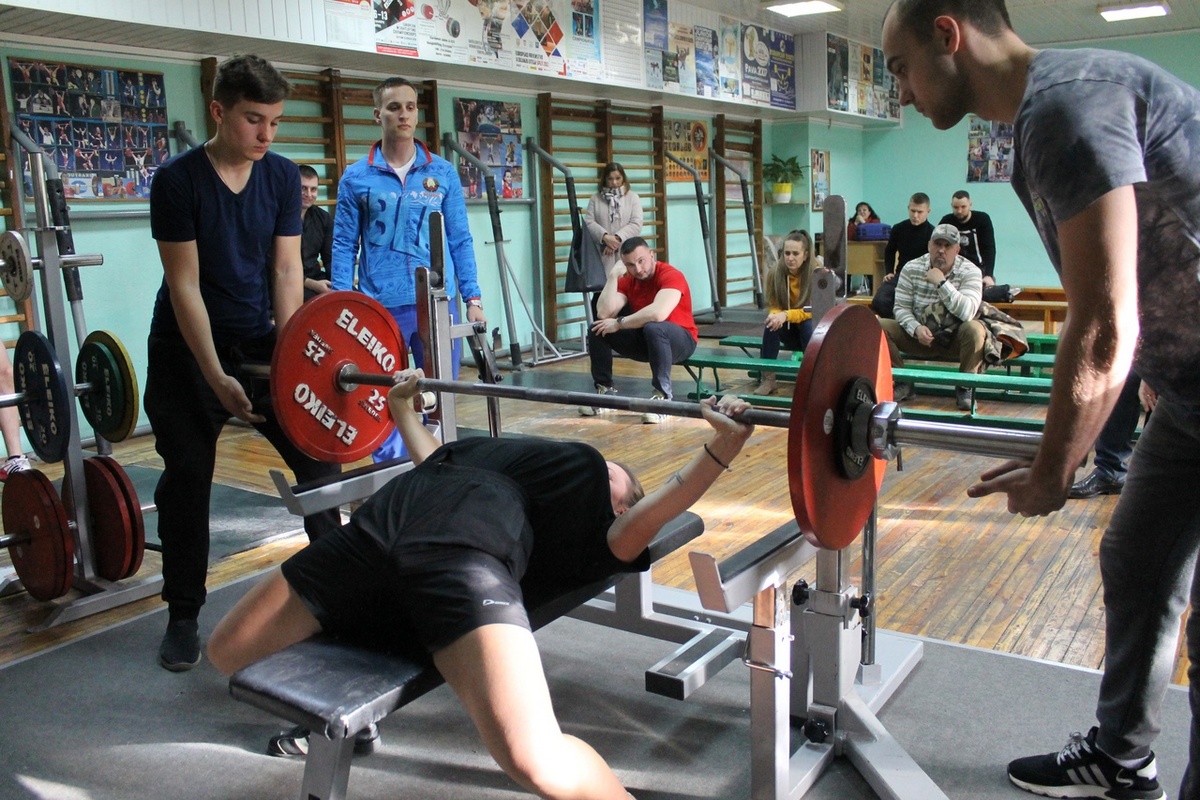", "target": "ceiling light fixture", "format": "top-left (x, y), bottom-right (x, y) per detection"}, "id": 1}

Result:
top-left (1098, 2), bottom-right (1170, 22)
top-left (765, 0), bottom-right (843, 18)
